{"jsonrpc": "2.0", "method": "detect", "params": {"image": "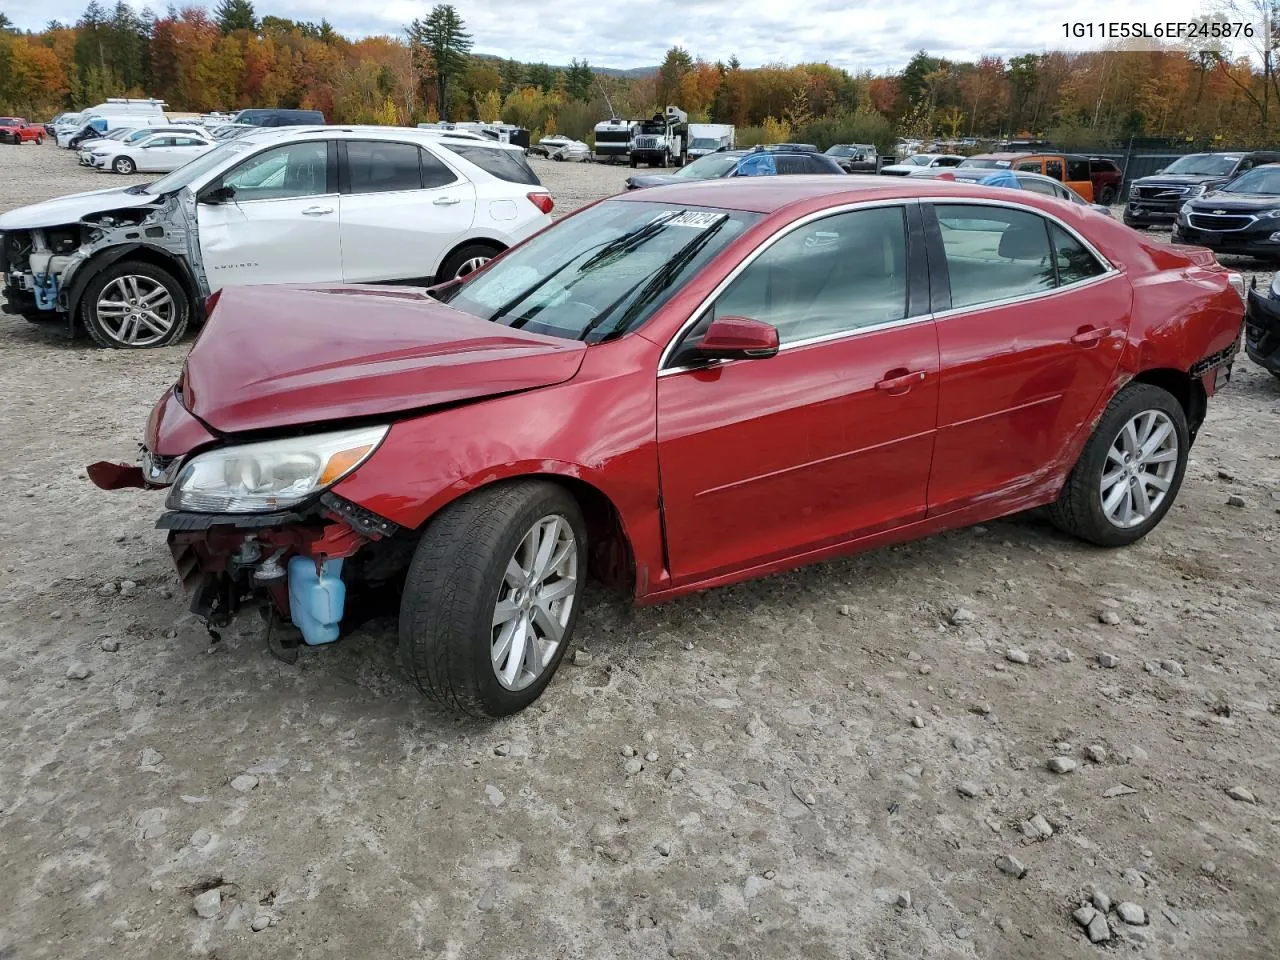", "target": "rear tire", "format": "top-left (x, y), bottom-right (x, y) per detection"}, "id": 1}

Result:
top-left (437, 241), bottom-right (503, 282)
top-left (35, 135), bottom-right (44, 145)
top-left (1098, 186), bottom-right (1116, 205)
top-left (1047, 383), bottom-right (1189, 547)
top-left (399, 480), bottom-right (588, 718)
